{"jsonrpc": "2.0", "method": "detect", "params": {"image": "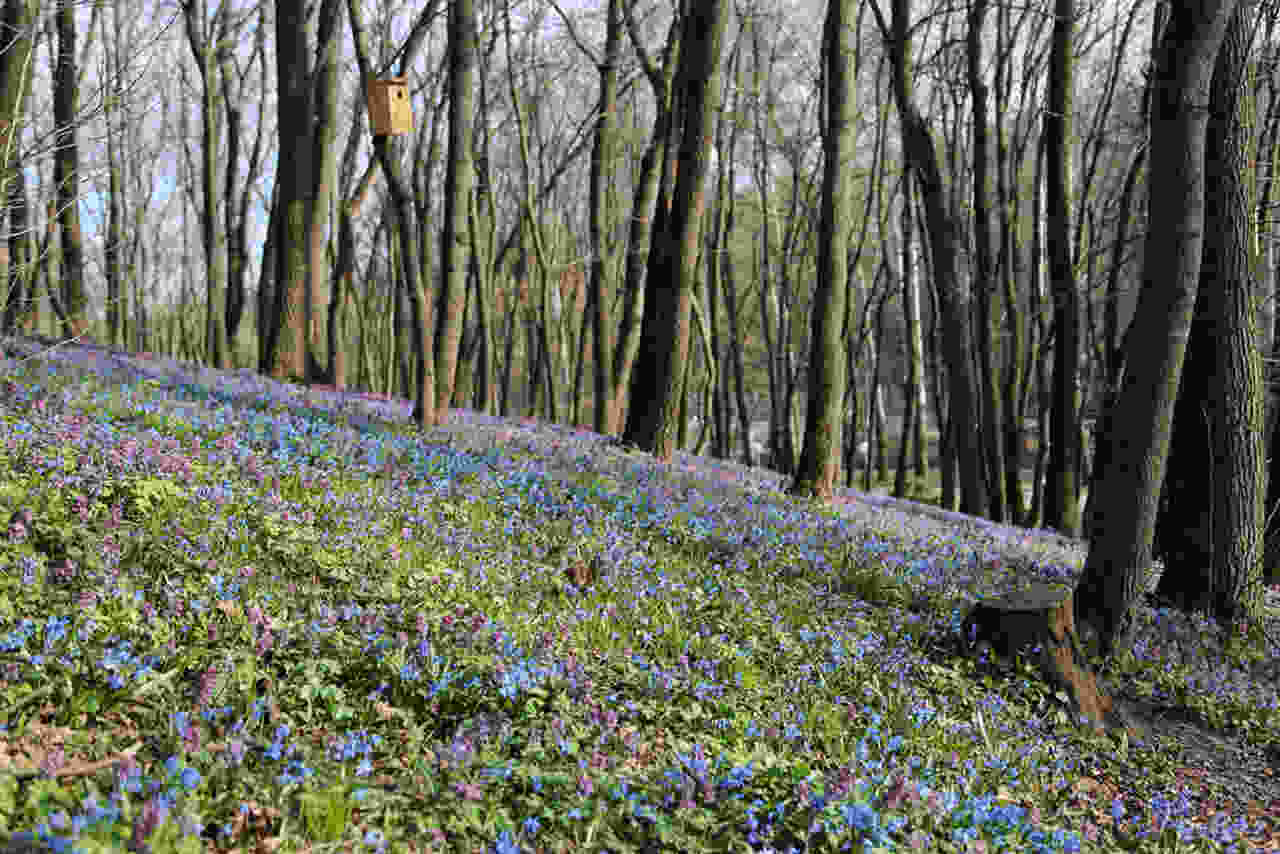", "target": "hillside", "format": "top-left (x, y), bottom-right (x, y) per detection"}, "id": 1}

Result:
top-left (0, 333), bottom-right (1277, 853)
